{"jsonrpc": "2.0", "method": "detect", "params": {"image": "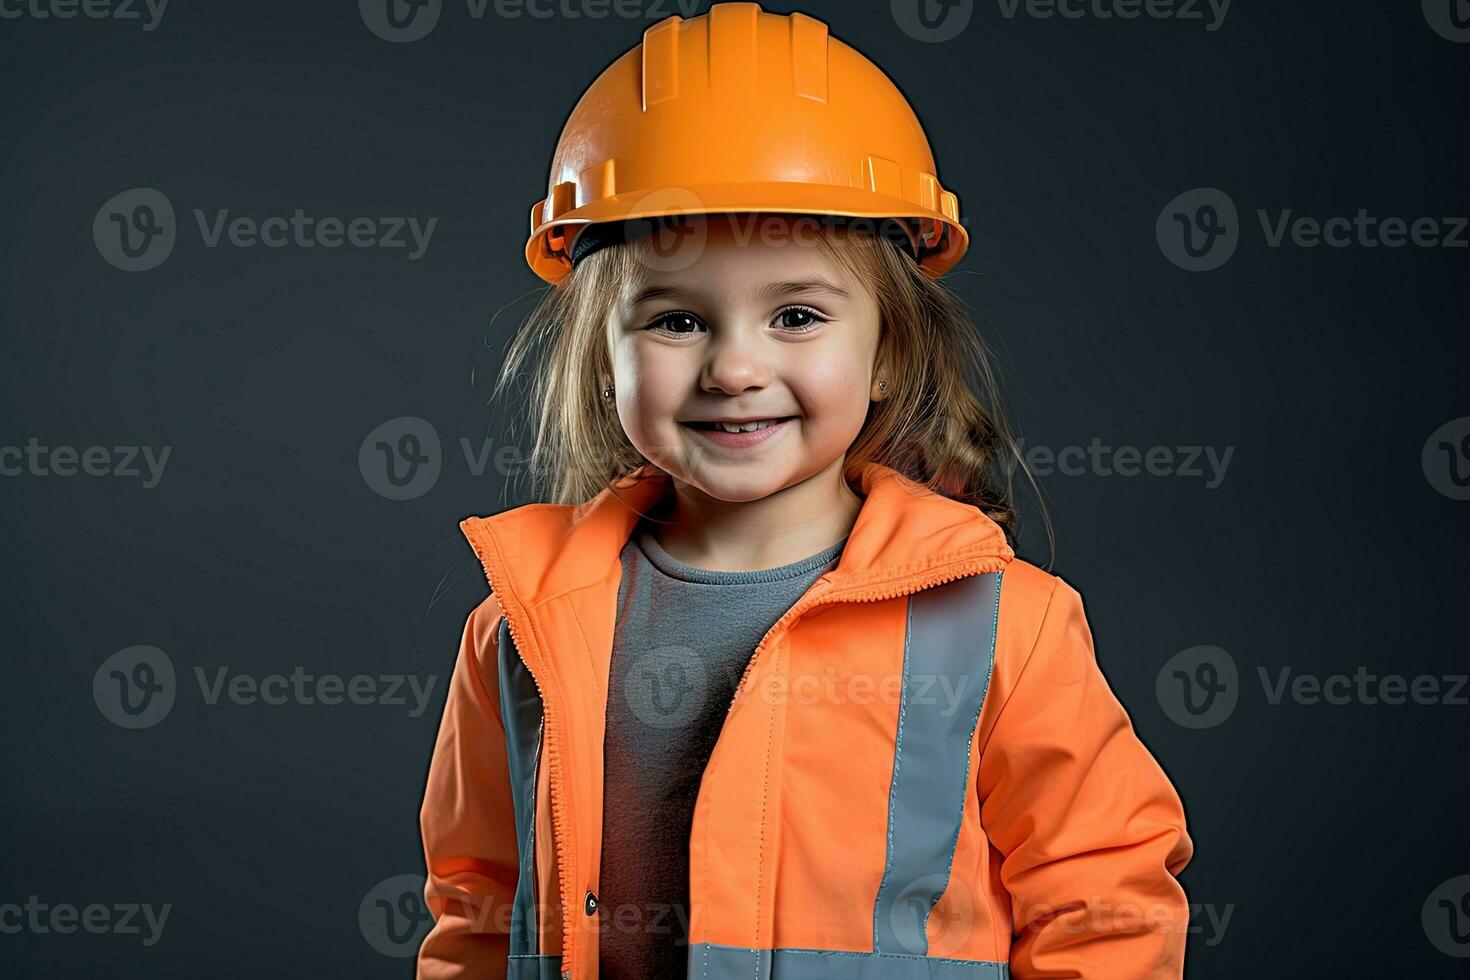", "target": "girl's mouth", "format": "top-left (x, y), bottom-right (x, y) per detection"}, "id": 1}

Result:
top-left (681, 416), bottom-right (796, 448)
